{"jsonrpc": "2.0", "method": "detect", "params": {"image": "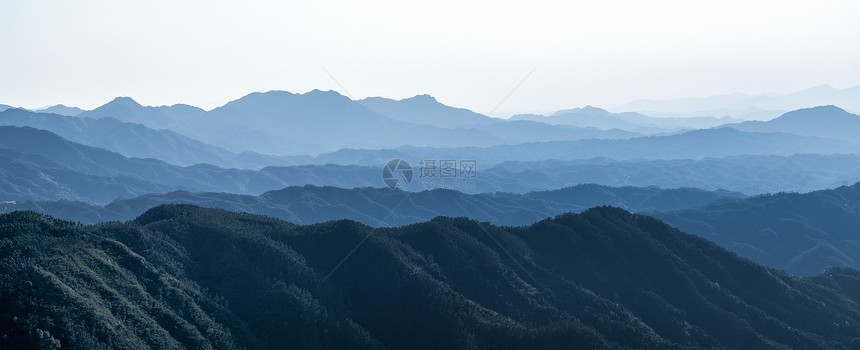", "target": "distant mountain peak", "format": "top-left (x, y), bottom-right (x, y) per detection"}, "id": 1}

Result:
top-left (552, 105), bottom-right (610, 117)
top-left (581, 105), bottom-right (607, 112)
top-left (810, 104), bottom-right (844, 112)
top-left (803, 84), bottom-right (837, 92)
top-left (34, 104), bottom-right (86, 116)
top-left (408, 94), bottom-right (438, 102)
top-left (782, 105), bottom-right (847, 115)
top-left (107, 96), bottom-right (142, 108)
top-left (775, 105), bottom-right (853, 121)
top-left (305, 89), bottom-right (343, 97)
